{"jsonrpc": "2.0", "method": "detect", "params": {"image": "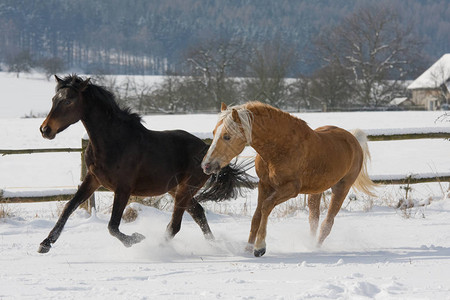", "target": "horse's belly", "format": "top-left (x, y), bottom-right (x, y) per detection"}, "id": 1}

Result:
top-left (299, 181), bottom-right (335, 194)
top-left (131, 187), bottom-right (169, 197)
top-left (298, 166), bottom-right (351, 194)
top-left (89, 162), bottom-right (177, 196)
top-left (132, 175), bottom-right (178, 196)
